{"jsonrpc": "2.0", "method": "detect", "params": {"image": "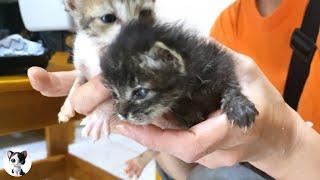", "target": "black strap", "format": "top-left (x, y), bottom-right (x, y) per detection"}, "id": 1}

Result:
top-left (283, 0), bottom-right (320, 110)
top-left (240, 162), bottom-right (274, 180)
